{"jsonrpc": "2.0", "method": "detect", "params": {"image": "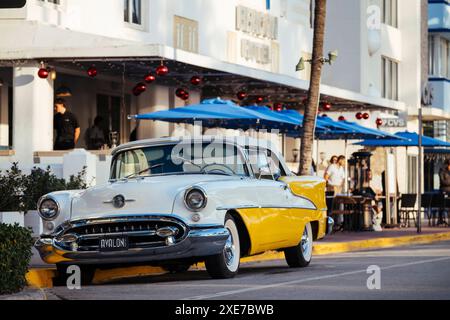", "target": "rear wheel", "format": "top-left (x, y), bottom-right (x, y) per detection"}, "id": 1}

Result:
top-left (205, 214), bottom-right (241, 279)
top-left (284, 222), bottom-right (313, 268)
